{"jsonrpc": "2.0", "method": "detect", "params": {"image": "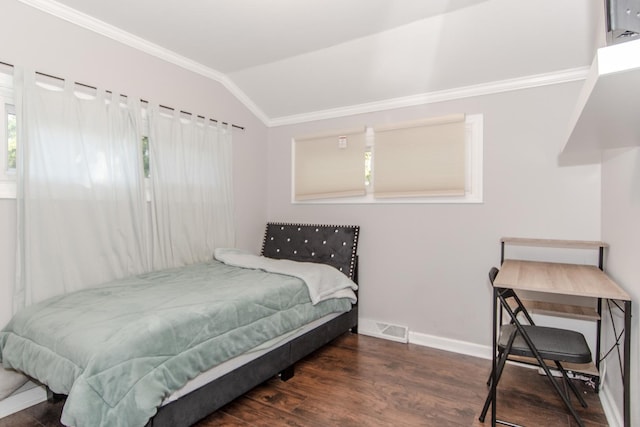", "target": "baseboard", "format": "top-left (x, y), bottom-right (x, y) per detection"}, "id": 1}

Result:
top-left (0, 384), bottom-right (47, 419)
top-left (408, 330), bottom-right (492, 360)
top-left (598, 380), bottom-right (623, 427)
